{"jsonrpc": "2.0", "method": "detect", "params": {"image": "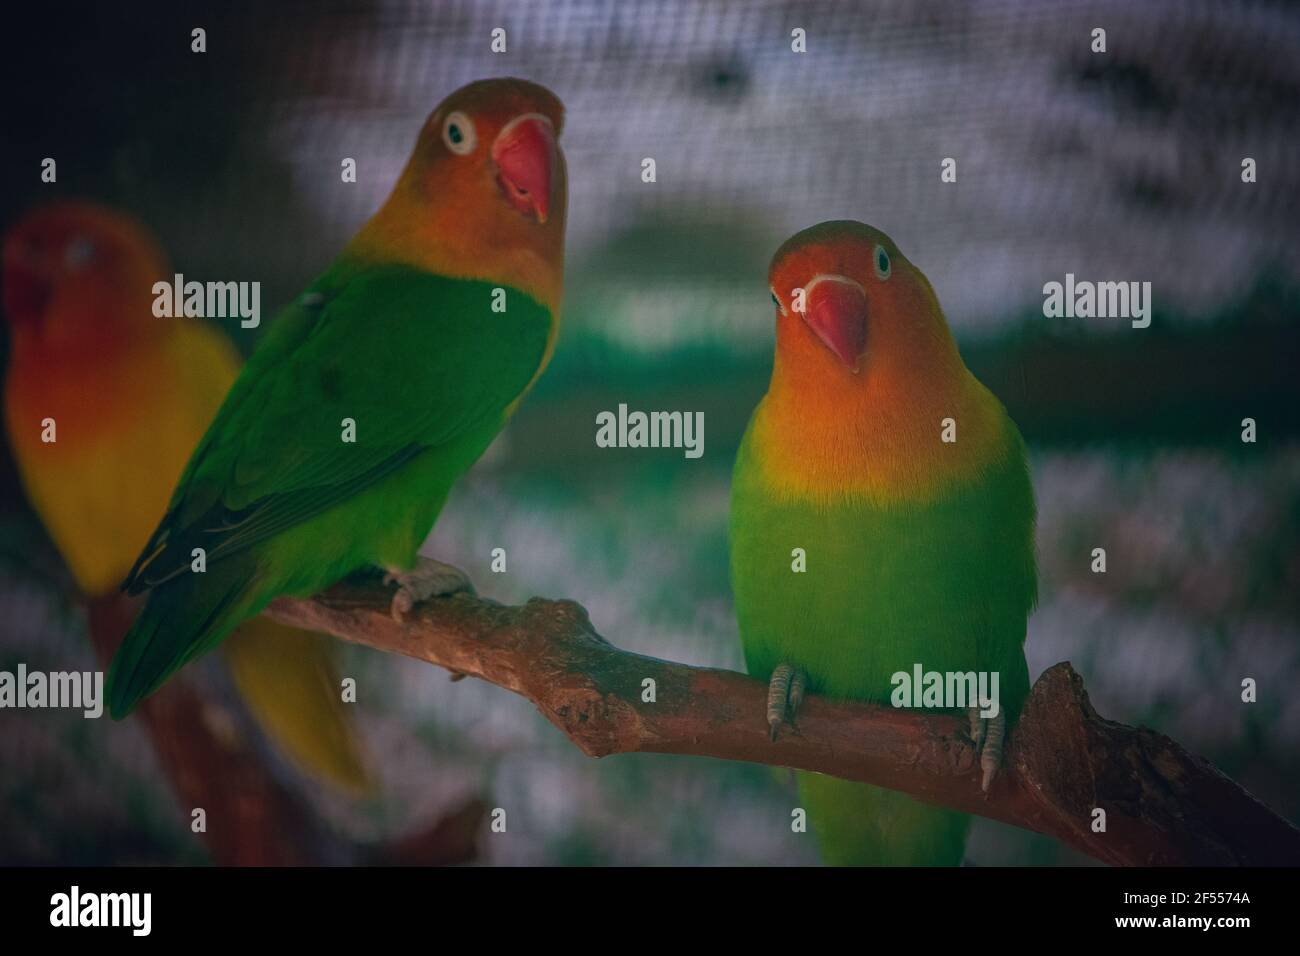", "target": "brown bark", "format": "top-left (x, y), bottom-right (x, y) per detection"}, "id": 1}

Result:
top-left (267, 576), bottom-right (1300, 867)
